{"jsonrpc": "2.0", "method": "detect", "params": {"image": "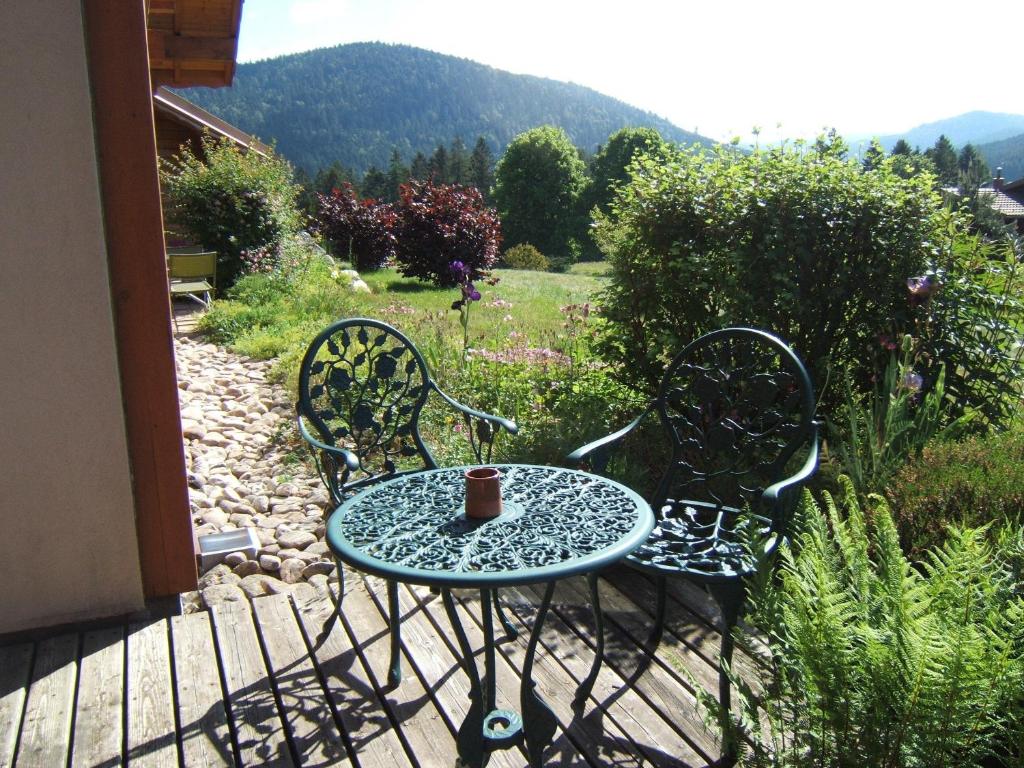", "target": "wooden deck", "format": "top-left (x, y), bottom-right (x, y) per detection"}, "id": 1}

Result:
top-left (1, 566), bottom-right (751, 767)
